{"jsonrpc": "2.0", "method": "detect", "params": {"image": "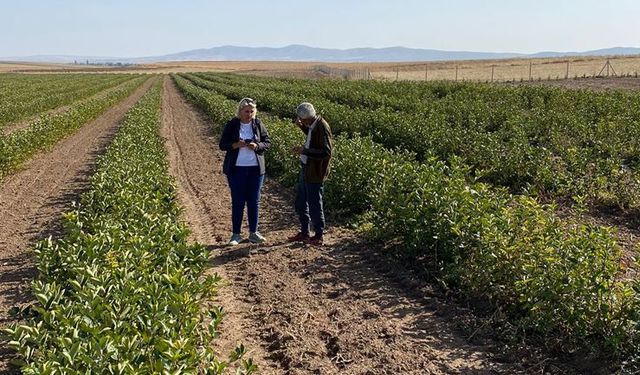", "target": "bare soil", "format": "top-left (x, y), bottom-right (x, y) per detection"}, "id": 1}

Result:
top-left (160, 76), bottom-right (598, 374)
top-left (0, 77), bottom-right (156, 373)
